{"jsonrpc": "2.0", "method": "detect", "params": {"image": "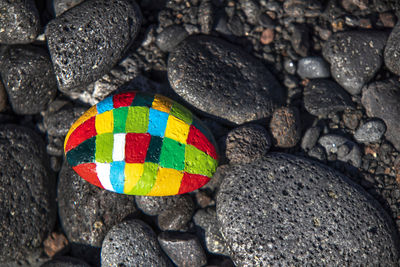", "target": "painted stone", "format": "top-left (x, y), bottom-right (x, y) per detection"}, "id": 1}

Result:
top-left (64, 91), bottom-right (219, 196)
